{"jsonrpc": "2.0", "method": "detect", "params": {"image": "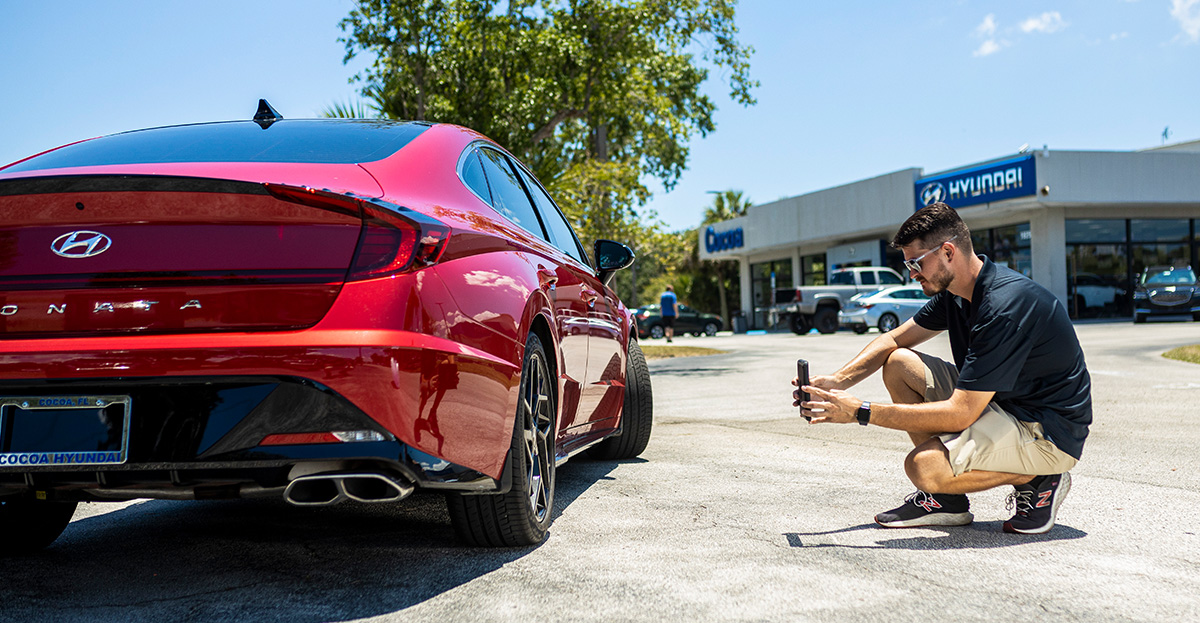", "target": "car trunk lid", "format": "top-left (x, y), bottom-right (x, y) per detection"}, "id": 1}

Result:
top-left (0, 175), bottom-right (364, 337)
